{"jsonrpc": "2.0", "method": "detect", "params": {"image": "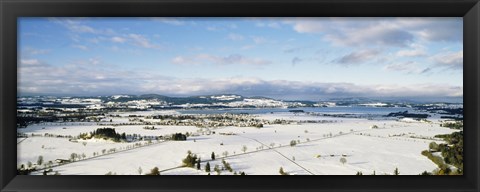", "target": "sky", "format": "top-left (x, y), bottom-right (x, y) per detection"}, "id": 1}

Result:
top-left (18, 17), bottom-right (463, 101)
